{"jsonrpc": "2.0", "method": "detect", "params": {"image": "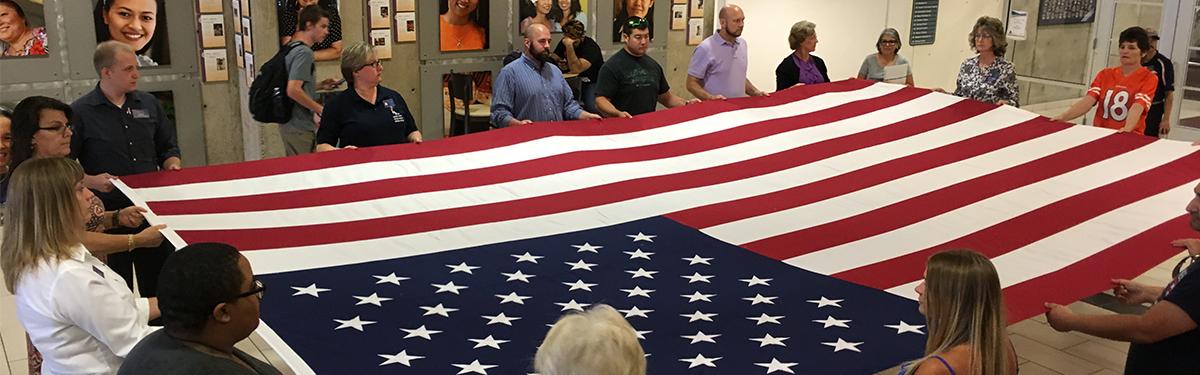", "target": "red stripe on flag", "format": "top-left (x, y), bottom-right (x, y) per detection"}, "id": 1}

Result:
top-left (1003, 215), bottom-right (1195, 323)
top-left (740, 133), bottom-right (1156, 261)
top-left (834, 151), bottom-right (1200, 289)
top-left (146, 87), bottom-right (931, 215)
top-left (124, 80), bottom-right (877, 188)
